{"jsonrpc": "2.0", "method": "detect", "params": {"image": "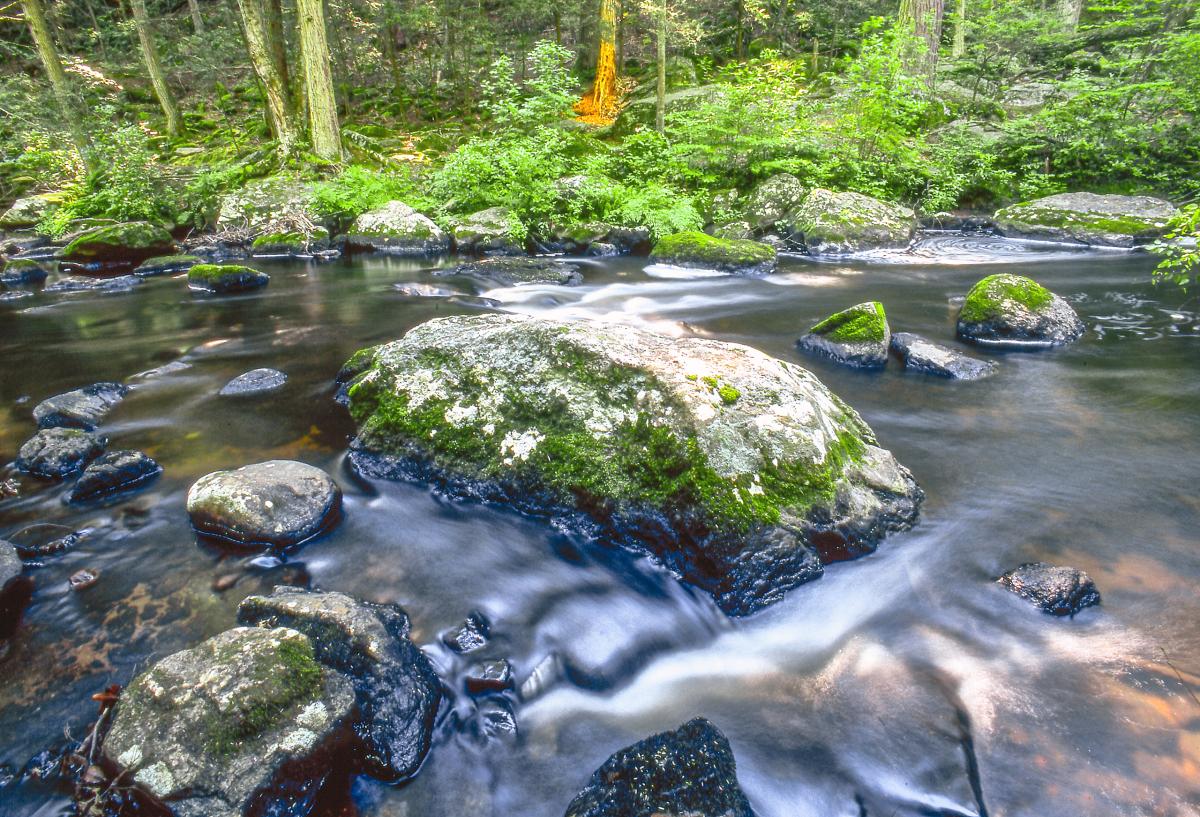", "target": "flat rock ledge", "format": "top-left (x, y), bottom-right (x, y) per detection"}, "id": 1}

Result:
top-left (956, 273), bottom-right (1084, 348)
top-left (998, 562), bottom-right (1100, 616)
top-left (341, 314), bottom-right (922, 616)
top-left (68, 449), bottom-right (161, 503)
top-left (994, 192), bottom-right (1178, 248)
top-left (890, 333), bottom-right (996, 380)
top-left (564, 718), bottom-right (756, 817)
top-left (436, 256), bottom-right (584, 287)
top-left (186, 460), bottom-right (342, 548)
top-left (796, 301), bottom-right (890, 369)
